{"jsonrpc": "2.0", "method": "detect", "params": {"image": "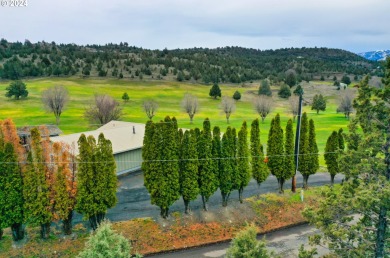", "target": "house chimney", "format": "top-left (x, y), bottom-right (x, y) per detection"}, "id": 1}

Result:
top-left (133, 126), bottom-right (135, 134)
